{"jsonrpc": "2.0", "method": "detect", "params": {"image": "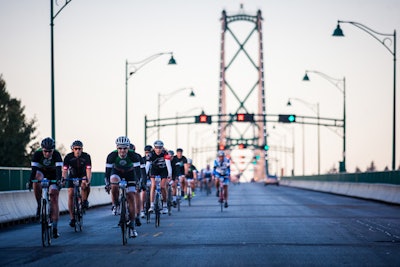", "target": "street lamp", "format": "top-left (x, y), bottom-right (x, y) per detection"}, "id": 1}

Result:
top-left (125, 52), bottom-right (176, 136)
top-left (287, 98), bottom-right (320, 175)
top-left (332, 20), bottom-right (396, 170)
top-left (157, 87), bottom-right (195, 139)
top-left (303, 71), bottom-right (346, 172)
top-left (50, 0), bottom-right (73, 140)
